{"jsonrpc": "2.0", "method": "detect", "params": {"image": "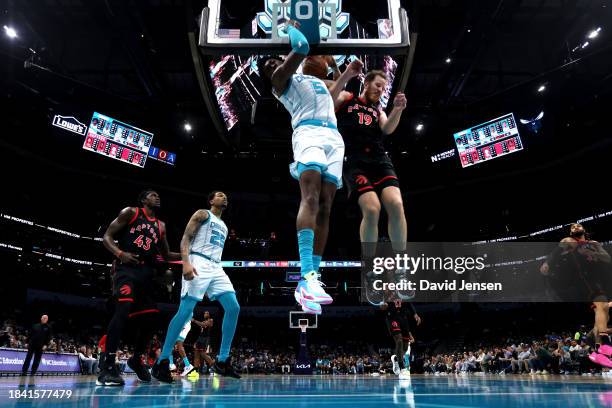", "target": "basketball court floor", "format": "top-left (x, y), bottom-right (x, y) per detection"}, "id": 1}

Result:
top-left (2, 374), bottom-right (612, 408)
